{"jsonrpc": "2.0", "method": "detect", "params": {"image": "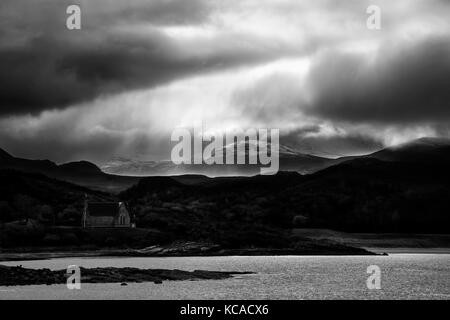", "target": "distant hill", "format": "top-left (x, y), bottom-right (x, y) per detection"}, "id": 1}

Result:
top-left (59, 161), bottom-right (103, 174)
top-left (102, 137), bottom-right (450, 177)
top-left (3, 136), bottom-right (450, 190)
top-left (0, 150), bottom-right (140, 193)
top-left (3, 137), bottom-right (450, 191)
top-left (368, 137), bottom-right (450, 163)
top-left (296, 157), bottom-right (450, 232)
top-left (102, 142), bottom-right (335, 176)
top-left (0, 148), bottom-right (13, 159)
